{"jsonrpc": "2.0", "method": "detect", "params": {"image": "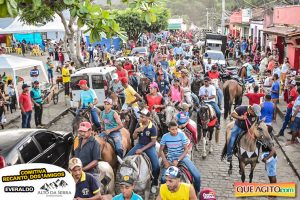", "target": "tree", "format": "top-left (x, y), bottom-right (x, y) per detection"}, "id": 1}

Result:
top-left (114, 7), bottom-right (169, 41)
top-left (0, 0), bottom-right (17, 17)
top-left (15, 0), bottom-right (161, 66)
